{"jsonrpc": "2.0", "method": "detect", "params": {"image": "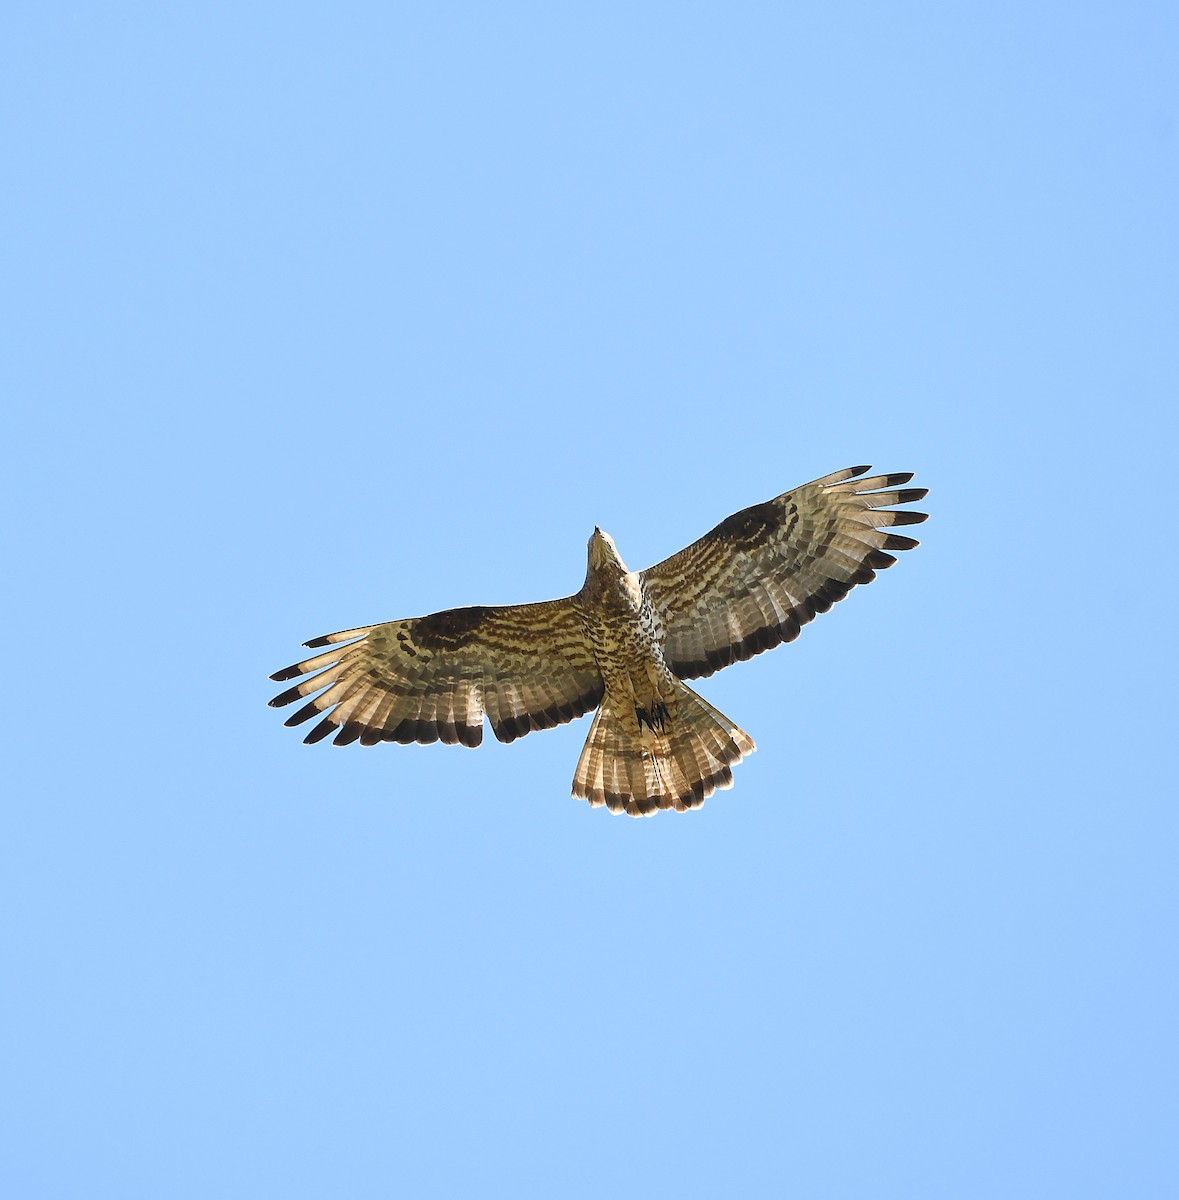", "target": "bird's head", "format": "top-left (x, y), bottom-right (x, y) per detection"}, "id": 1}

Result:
top-left (587, 526), bottom-right (626, 574)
